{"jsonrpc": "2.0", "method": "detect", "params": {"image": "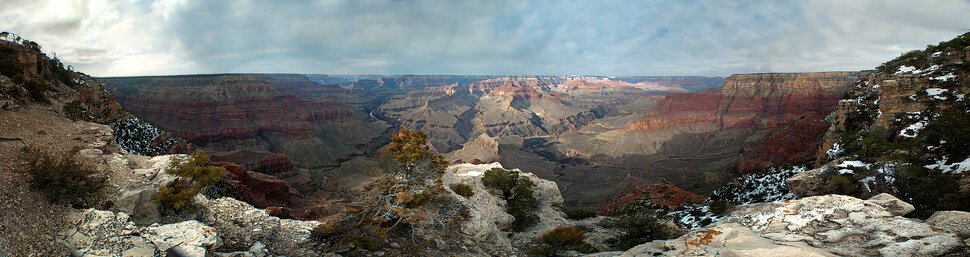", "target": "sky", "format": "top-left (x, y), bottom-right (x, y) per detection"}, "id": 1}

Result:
top-left (1, 0), bottom-right (969, 77)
